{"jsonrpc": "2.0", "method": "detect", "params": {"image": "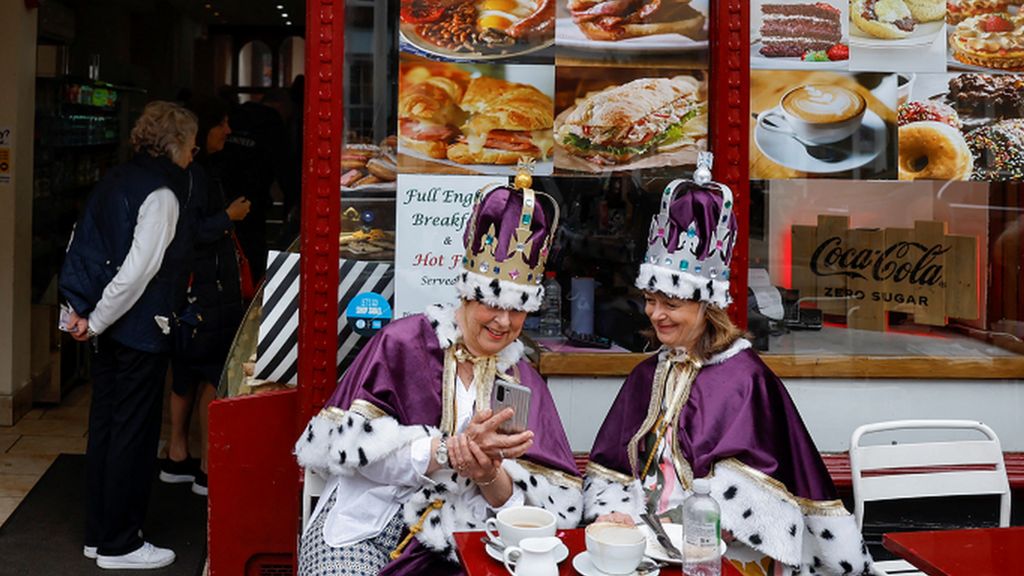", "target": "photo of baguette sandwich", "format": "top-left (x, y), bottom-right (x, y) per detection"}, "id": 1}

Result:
top-left (555, 74), bottom-right (707, 170)
top-left (566, 0), bottom-right (706, 41)
top-left (448, 76), bottom-right (554, 164)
